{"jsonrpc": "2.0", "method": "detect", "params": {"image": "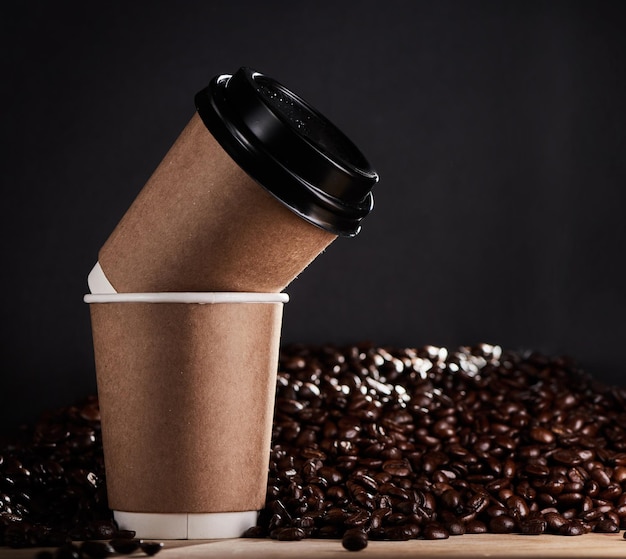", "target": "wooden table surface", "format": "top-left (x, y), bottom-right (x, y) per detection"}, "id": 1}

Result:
top-left (2, 533), bottom-right (626, 558)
